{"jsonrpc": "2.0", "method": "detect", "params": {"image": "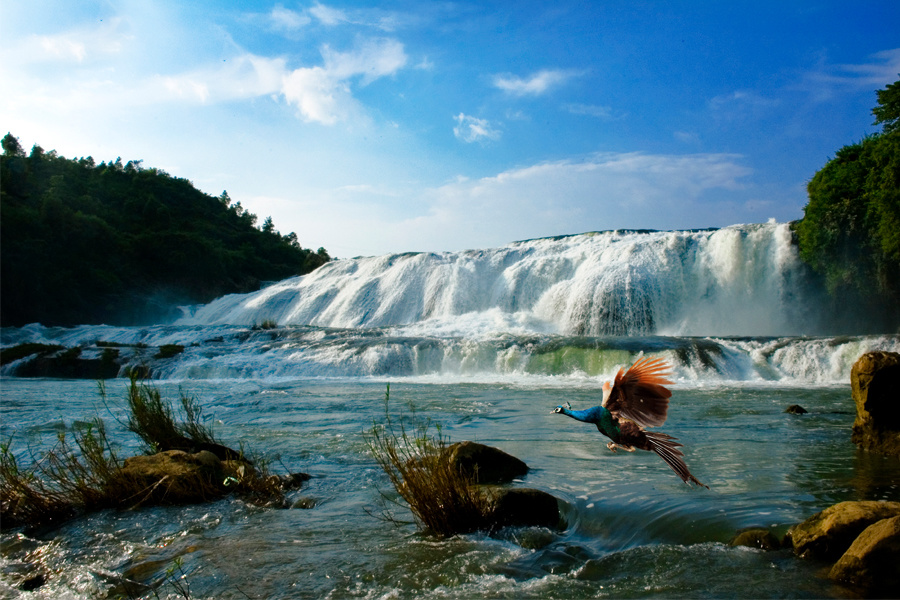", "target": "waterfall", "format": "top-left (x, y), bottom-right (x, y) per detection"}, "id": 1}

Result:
top-left (181, 222), bottom-right (819, 337)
